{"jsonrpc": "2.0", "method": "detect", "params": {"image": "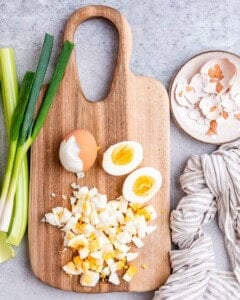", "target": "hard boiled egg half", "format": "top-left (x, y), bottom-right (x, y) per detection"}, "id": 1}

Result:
top-left (102, 141), bottom-right (143, 176)
top-left (59, 129), bottom-right (98, 174)
top-left (123, 167), bottom-right (162, 203)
